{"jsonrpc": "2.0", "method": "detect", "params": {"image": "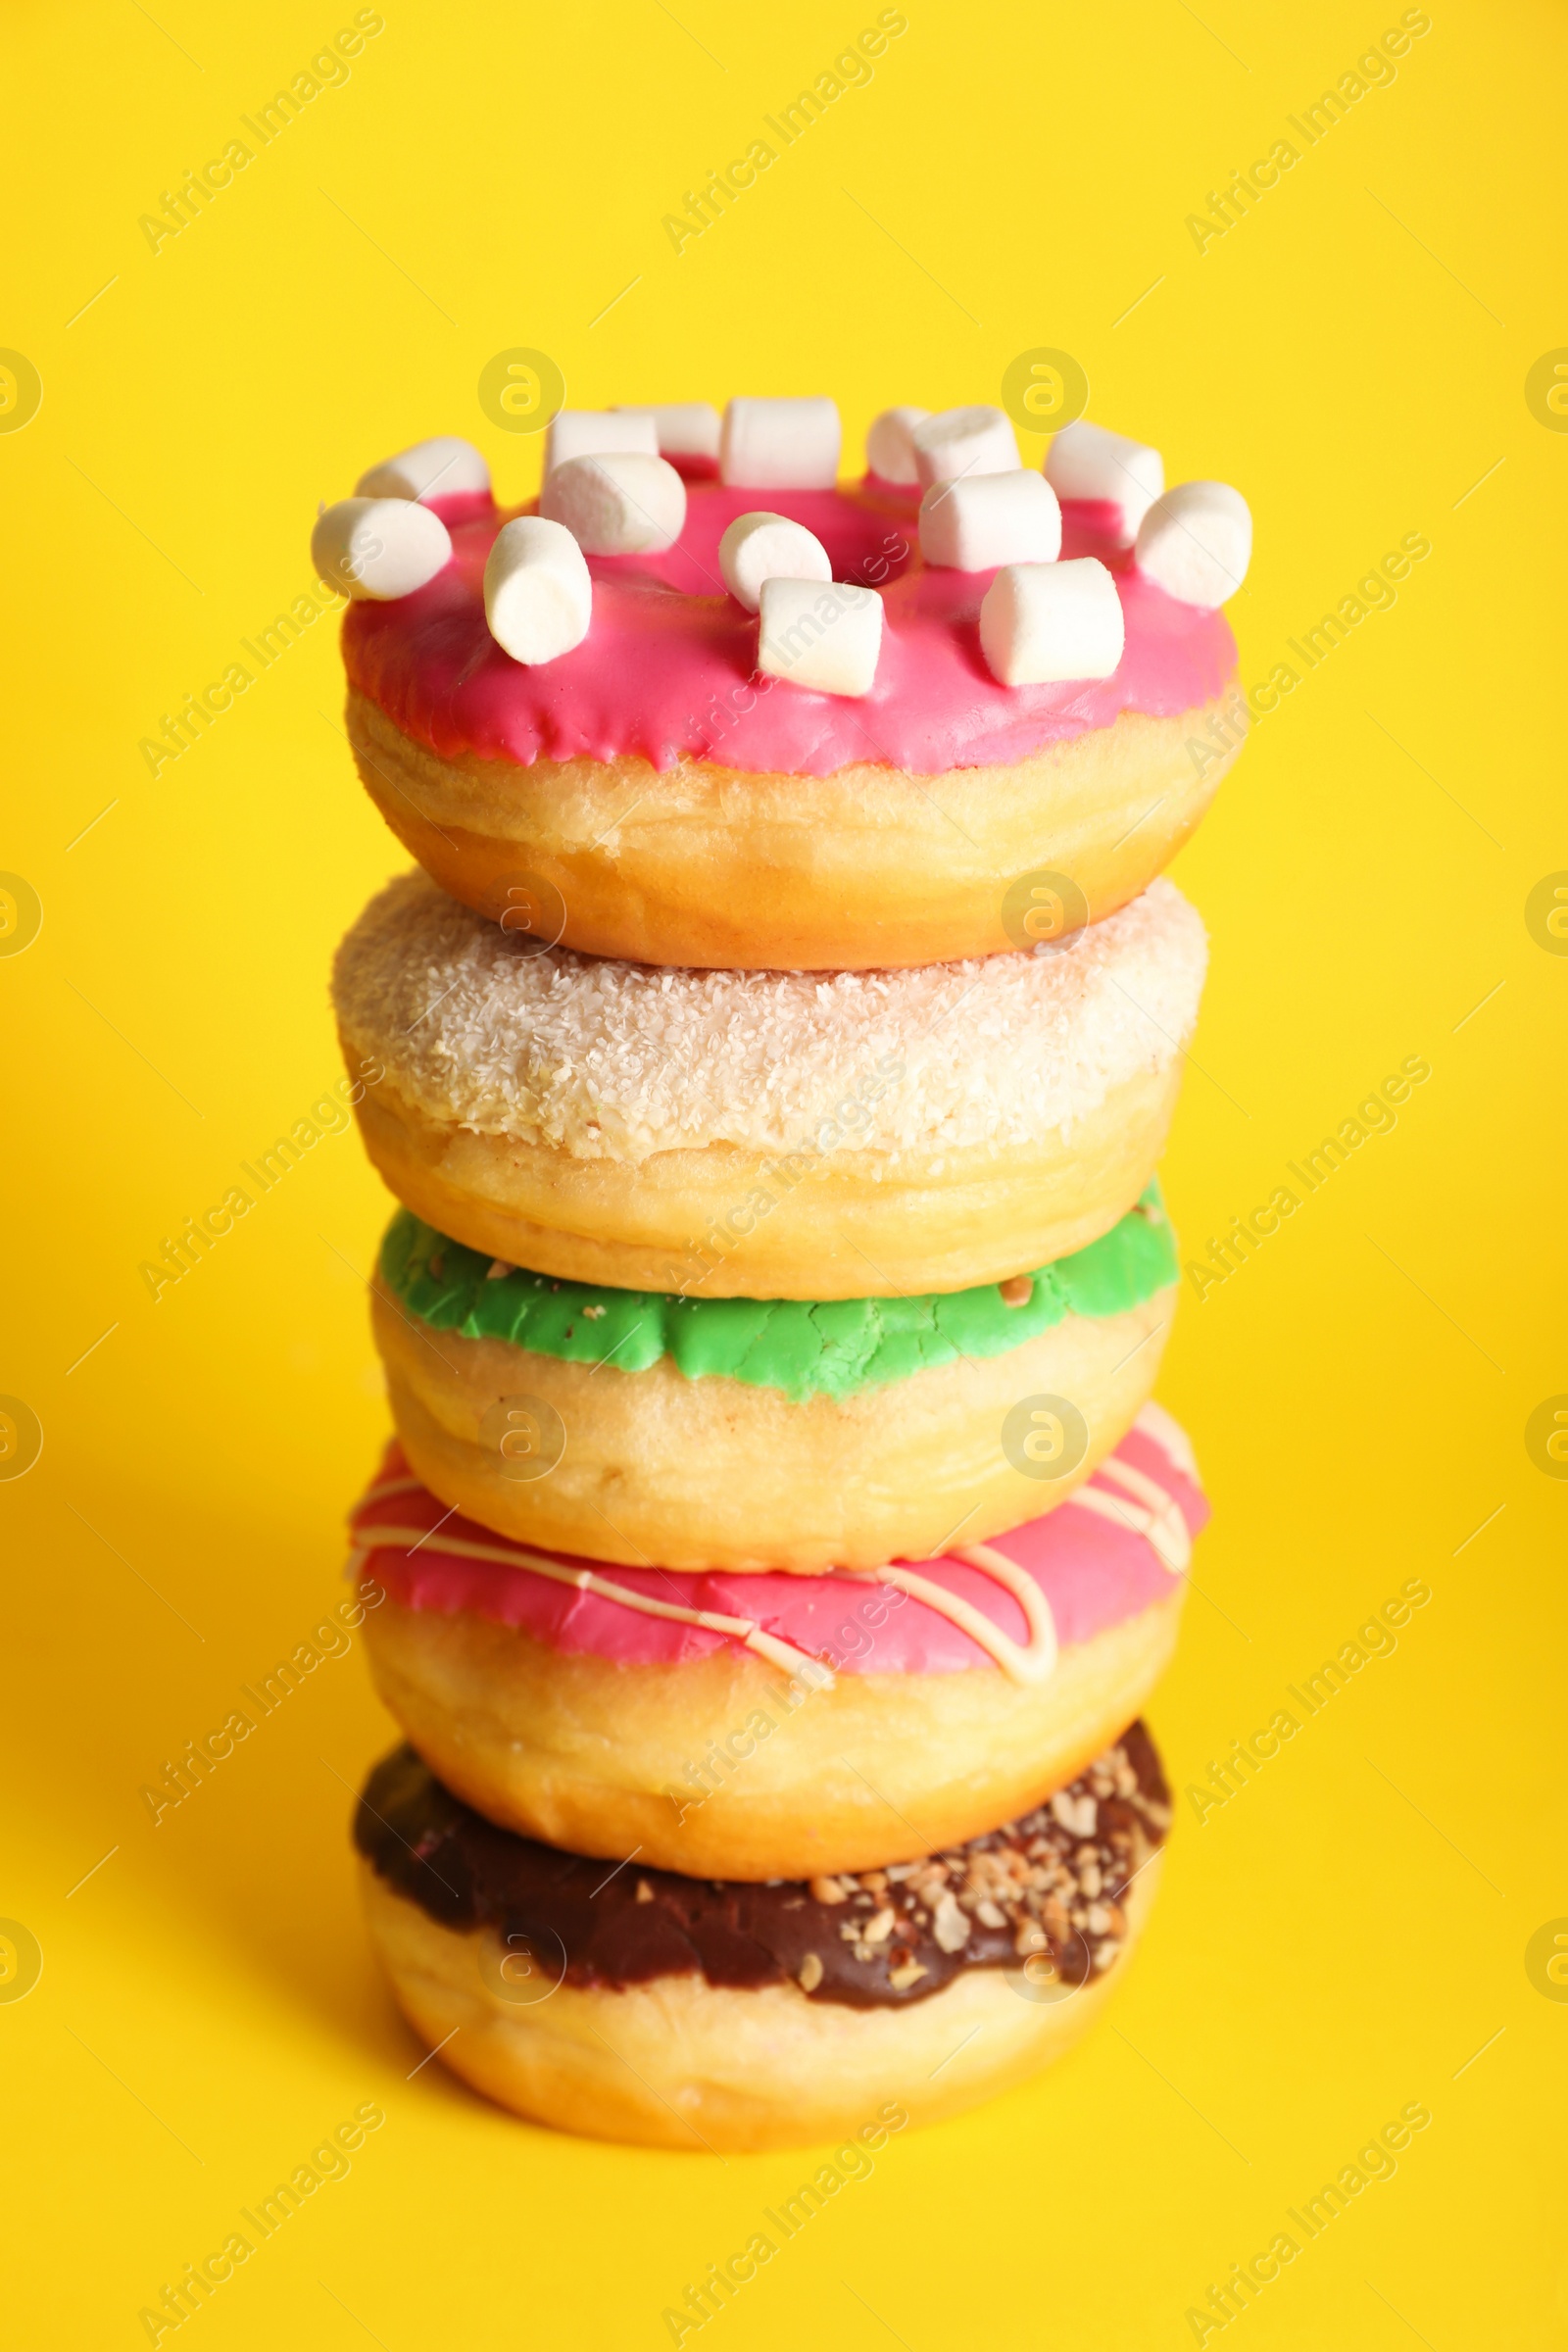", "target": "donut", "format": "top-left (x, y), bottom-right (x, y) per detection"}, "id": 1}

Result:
top-left (355, 1722), bottom-right (1172, 2149)
top-left (328, 416), bottom-right (1247, 969)
top-left (369, 1191), bottom-right (1180, 1571)
top-left (350, 1403), bottom-right (1204, 1878)
top-left (334, 868), bottom-right (1206, 1299)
